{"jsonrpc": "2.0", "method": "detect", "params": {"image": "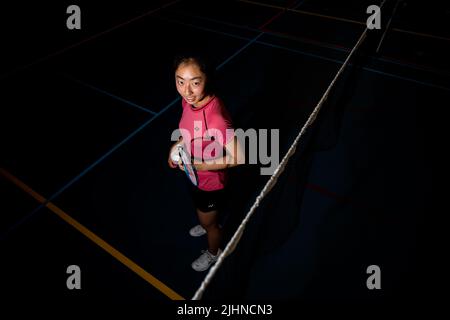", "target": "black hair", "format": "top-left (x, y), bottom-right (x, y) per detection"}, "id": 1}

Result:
top-left (173, 52), bottom-right (216, 96)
